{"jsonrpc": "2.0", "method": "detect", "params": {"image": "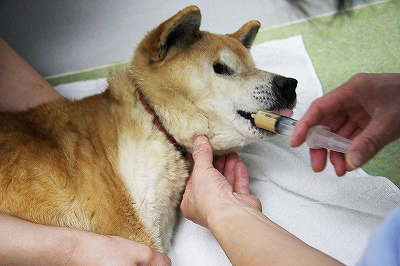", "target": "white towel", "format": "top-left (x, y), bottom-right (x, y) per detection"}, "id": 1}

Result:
top-left (55, 35), bottom-right (400, 266)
